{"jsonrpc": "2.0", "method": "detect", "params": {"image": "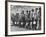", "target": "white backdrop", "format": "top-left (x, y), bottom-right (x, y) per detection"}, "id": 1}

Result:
top-left (0, 0), bottom-right (46, 37)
